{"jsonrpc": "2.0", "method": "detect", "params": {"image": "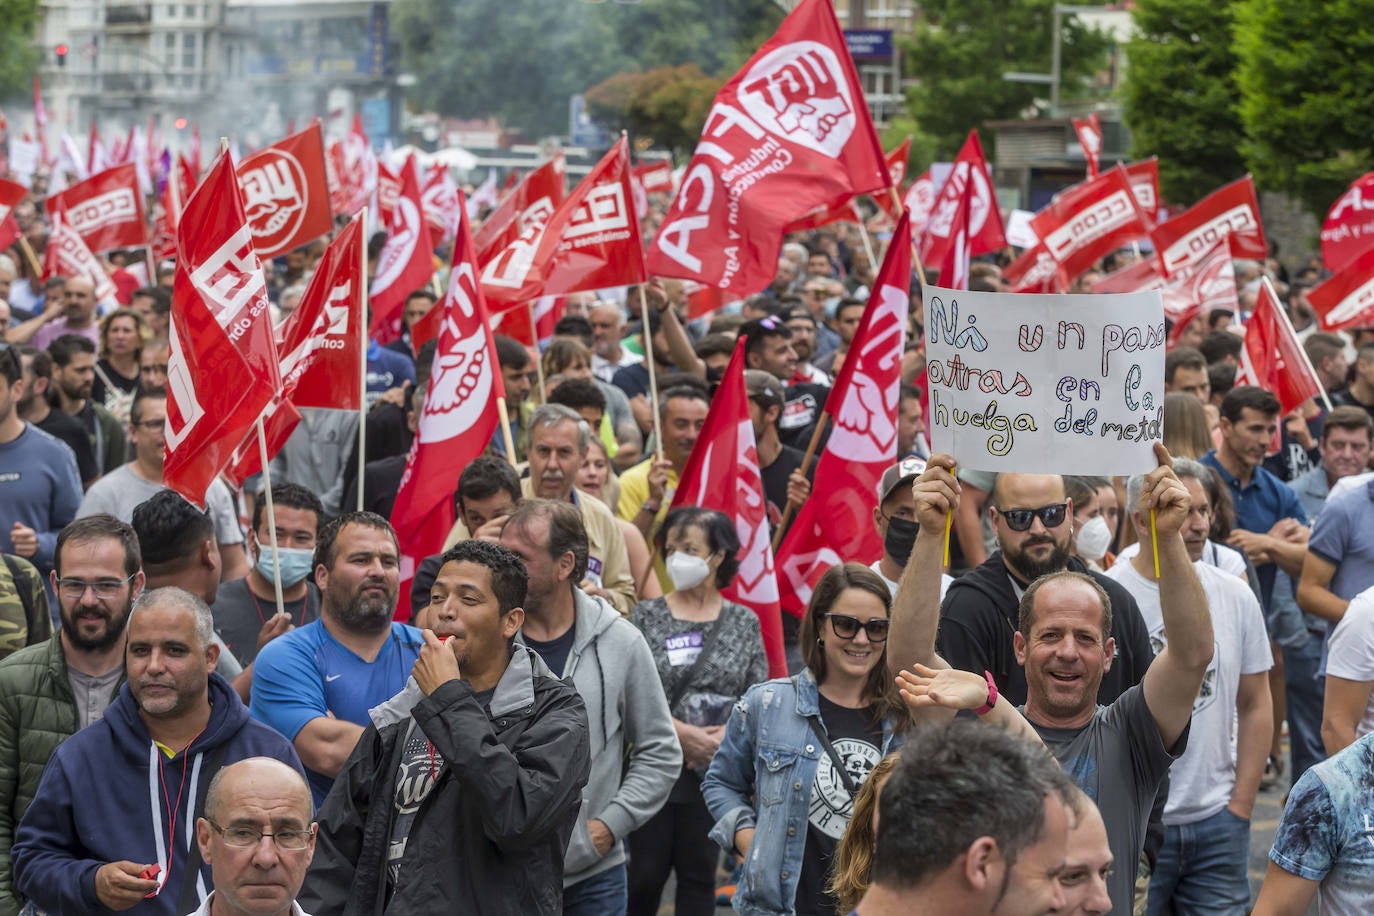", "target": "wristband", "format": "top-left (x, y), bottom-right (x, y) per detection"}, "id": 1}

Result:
top-left (641, 502), bottom-right (661, 514)
top-left (973, 670), bottom-right (998, 717)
